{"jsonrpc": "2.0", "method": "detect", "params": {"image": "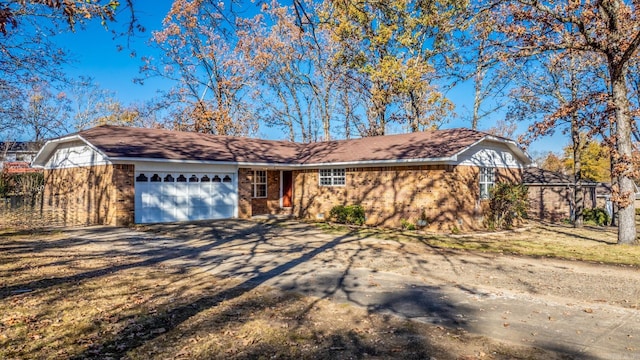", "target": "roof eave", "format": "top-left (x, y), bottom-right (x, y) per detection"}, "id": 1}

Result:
top-left (297, 156), bottom-right (457, 168)
top-left (31, 135), bottom-right (79, 168)
top-left (461, 135), bottom-right (532, 166)
top-left (31, 134), bottom-right (110, 168)
top-left (109, 156), bottom-right (459, 168)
